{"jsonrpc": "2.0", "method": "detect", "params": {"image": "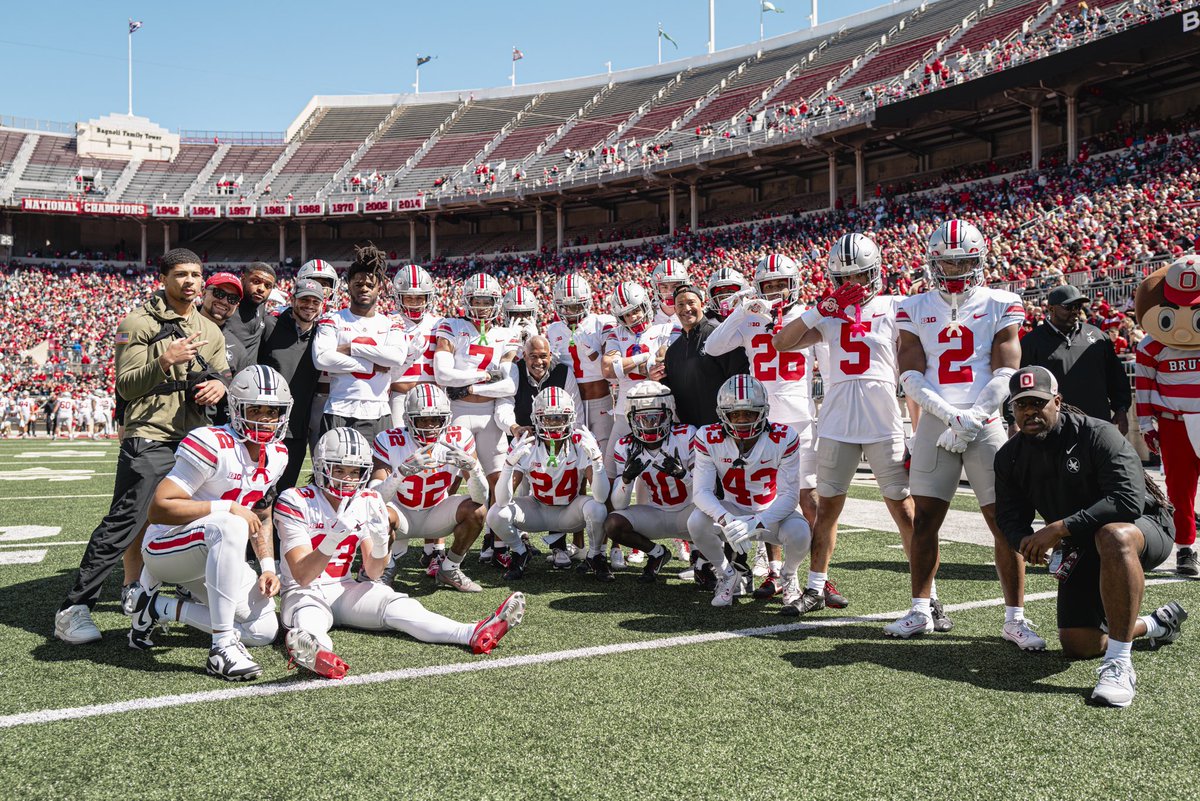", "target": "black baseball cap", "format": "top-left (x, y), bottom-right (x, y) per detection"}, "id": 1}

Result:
top-left (1047, 285), bottom-right (1088, 307)
top-left (1009, 366), bottom-right (1059, 403)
